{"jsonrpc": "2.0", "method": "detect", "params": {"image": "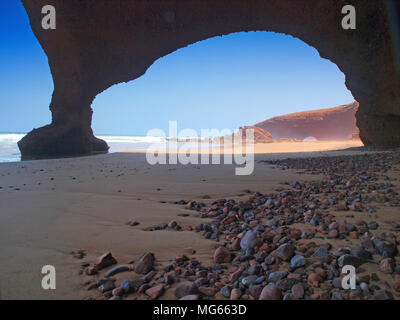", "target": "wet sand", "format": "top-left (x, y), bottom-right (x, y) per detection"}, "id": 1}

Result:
top-left (1, 139), bottom-right (397, 300)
